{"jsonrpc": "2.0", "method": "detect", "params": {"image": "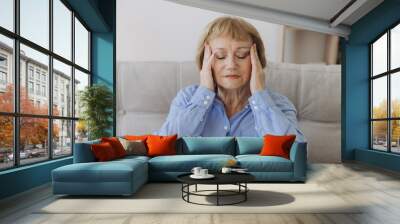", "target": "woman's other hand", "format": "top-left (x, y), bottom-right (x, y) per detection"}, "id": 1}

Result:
top-left (200, 43), bottom-right (216, 91)
top-left (250, 44), bottom-right (266, 94)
